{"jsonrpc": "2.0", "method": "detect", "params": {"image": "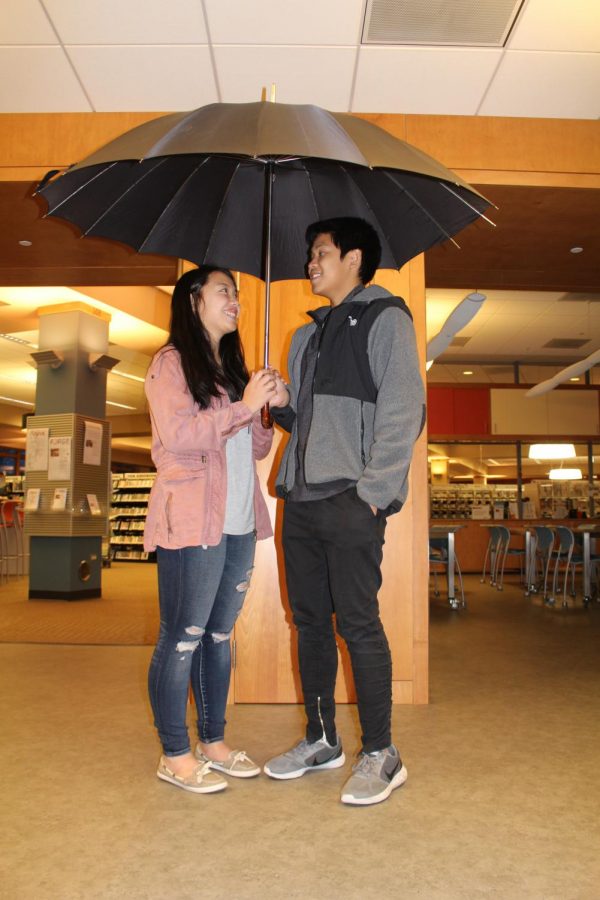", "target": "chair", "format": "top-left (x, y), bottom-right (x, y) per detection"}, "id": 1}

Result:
top-left (528, 526), bottom-right (555, 603)
top-left (494, 525), bottom-right (526, 591)
top-left (429, 538), bottom-right (465, 609)
top-left (481, 526), bottom-right (503, 587)
top-left (551, 527), bottom-right (600, 608)
top-left (0, 500), bottom-right (25, 580)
